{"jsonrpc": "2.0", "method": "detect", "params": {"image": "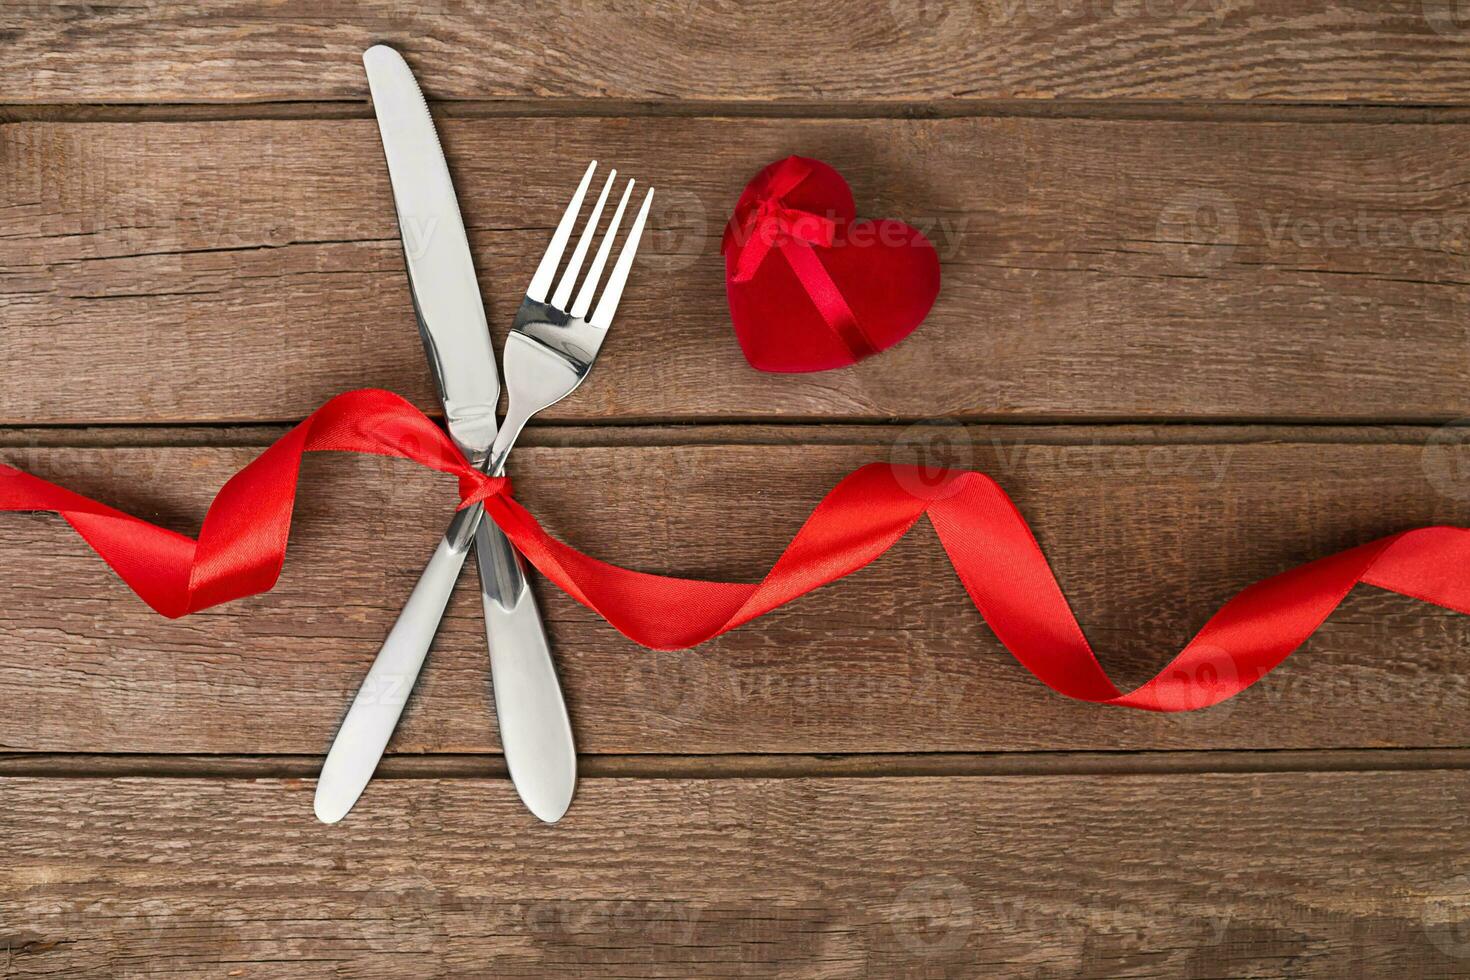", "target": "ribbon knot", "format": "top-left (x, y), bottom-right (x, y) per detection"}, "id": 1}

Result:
top-left (732, 198), bottom-right (837, 283)
top-left (457, 471), bottom-right (512, 509)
